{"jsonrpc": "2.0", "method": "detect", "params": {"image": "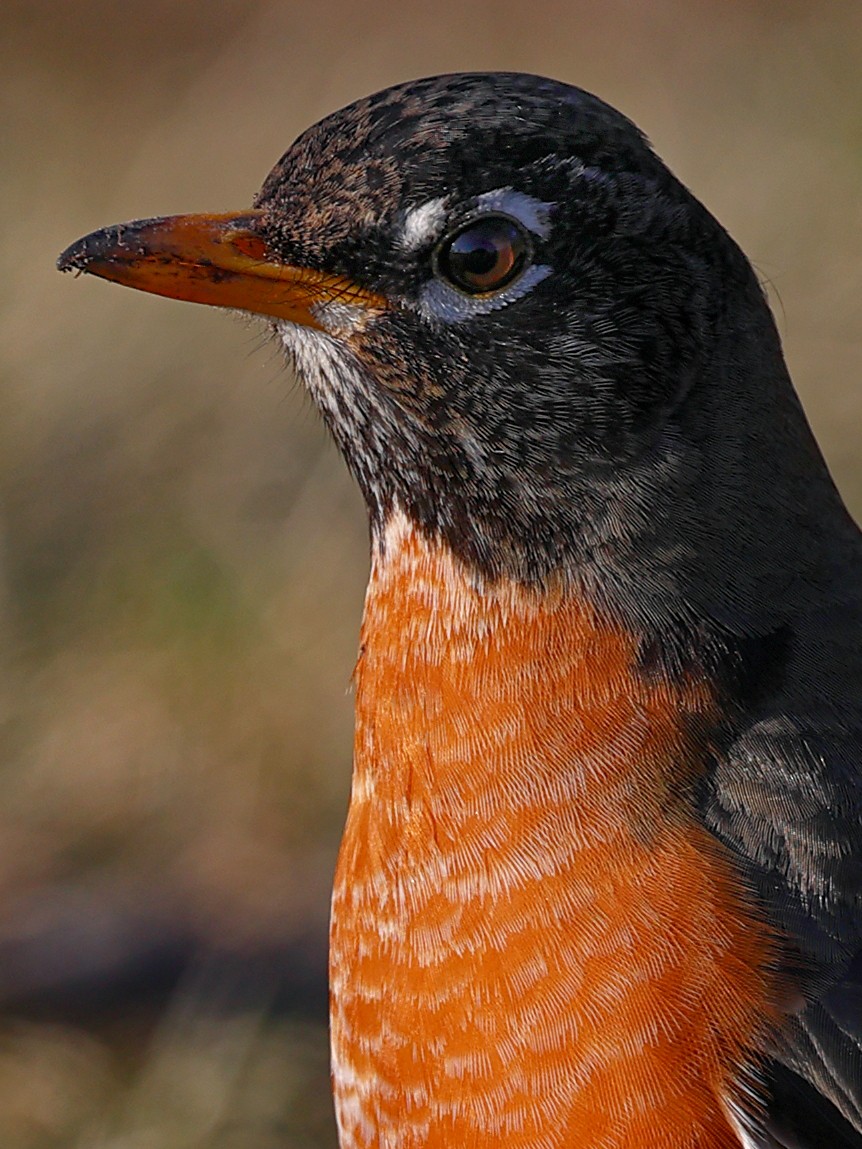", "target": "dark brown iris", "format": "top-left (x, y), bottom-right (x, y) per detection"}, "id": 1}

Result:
top-left (435, 215), bottom-right (529, 294)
